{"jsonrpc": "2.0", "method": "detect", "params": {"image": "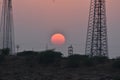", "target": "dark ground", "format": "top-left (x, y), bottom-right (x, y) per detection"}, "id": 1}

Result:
top-left (0, 56), bottom-right (119, 80)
